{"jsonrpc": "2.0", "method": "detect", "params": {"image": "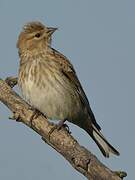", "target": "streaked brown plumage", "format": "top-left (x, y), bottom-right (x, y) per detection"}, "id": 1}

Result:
top-left (17, 21), bottom-right (120, 157)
